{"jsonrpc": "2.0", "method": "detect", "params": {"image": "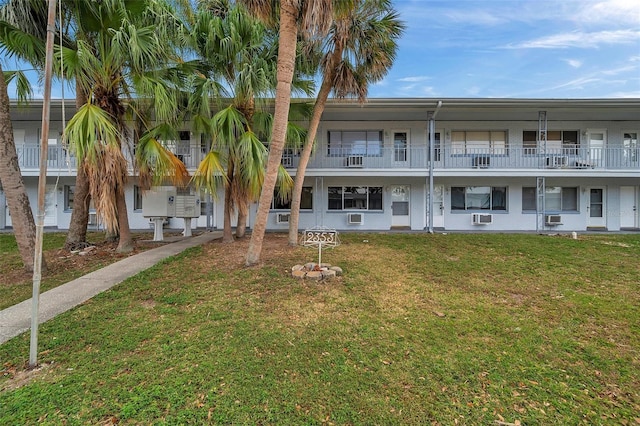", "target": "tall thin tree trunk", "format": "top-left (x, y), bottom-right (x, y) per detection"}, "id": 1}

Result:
top-left (0, 64), bottom-right (39, 271)
top-left (246, 0), bottom-right (298, 266)
top-left (236, 199), bottom-right (248, 239)
top-left (65, 86), bottom-right (91, 250)
top-left (115, 184), bottom-right (133, 253)
top-left (288, 61), bottom-right (338, 245)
